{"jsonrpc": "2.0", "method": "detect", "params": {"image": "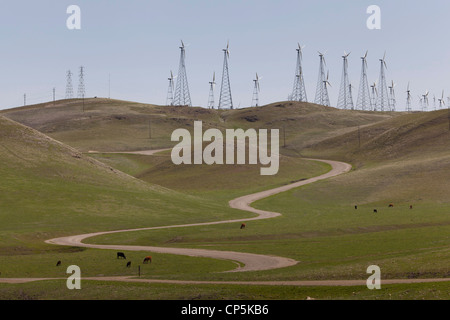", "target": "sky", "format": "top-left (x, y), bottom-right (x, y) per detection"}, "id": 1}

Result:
top-left (1, 0), bottom-right (450, 111)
